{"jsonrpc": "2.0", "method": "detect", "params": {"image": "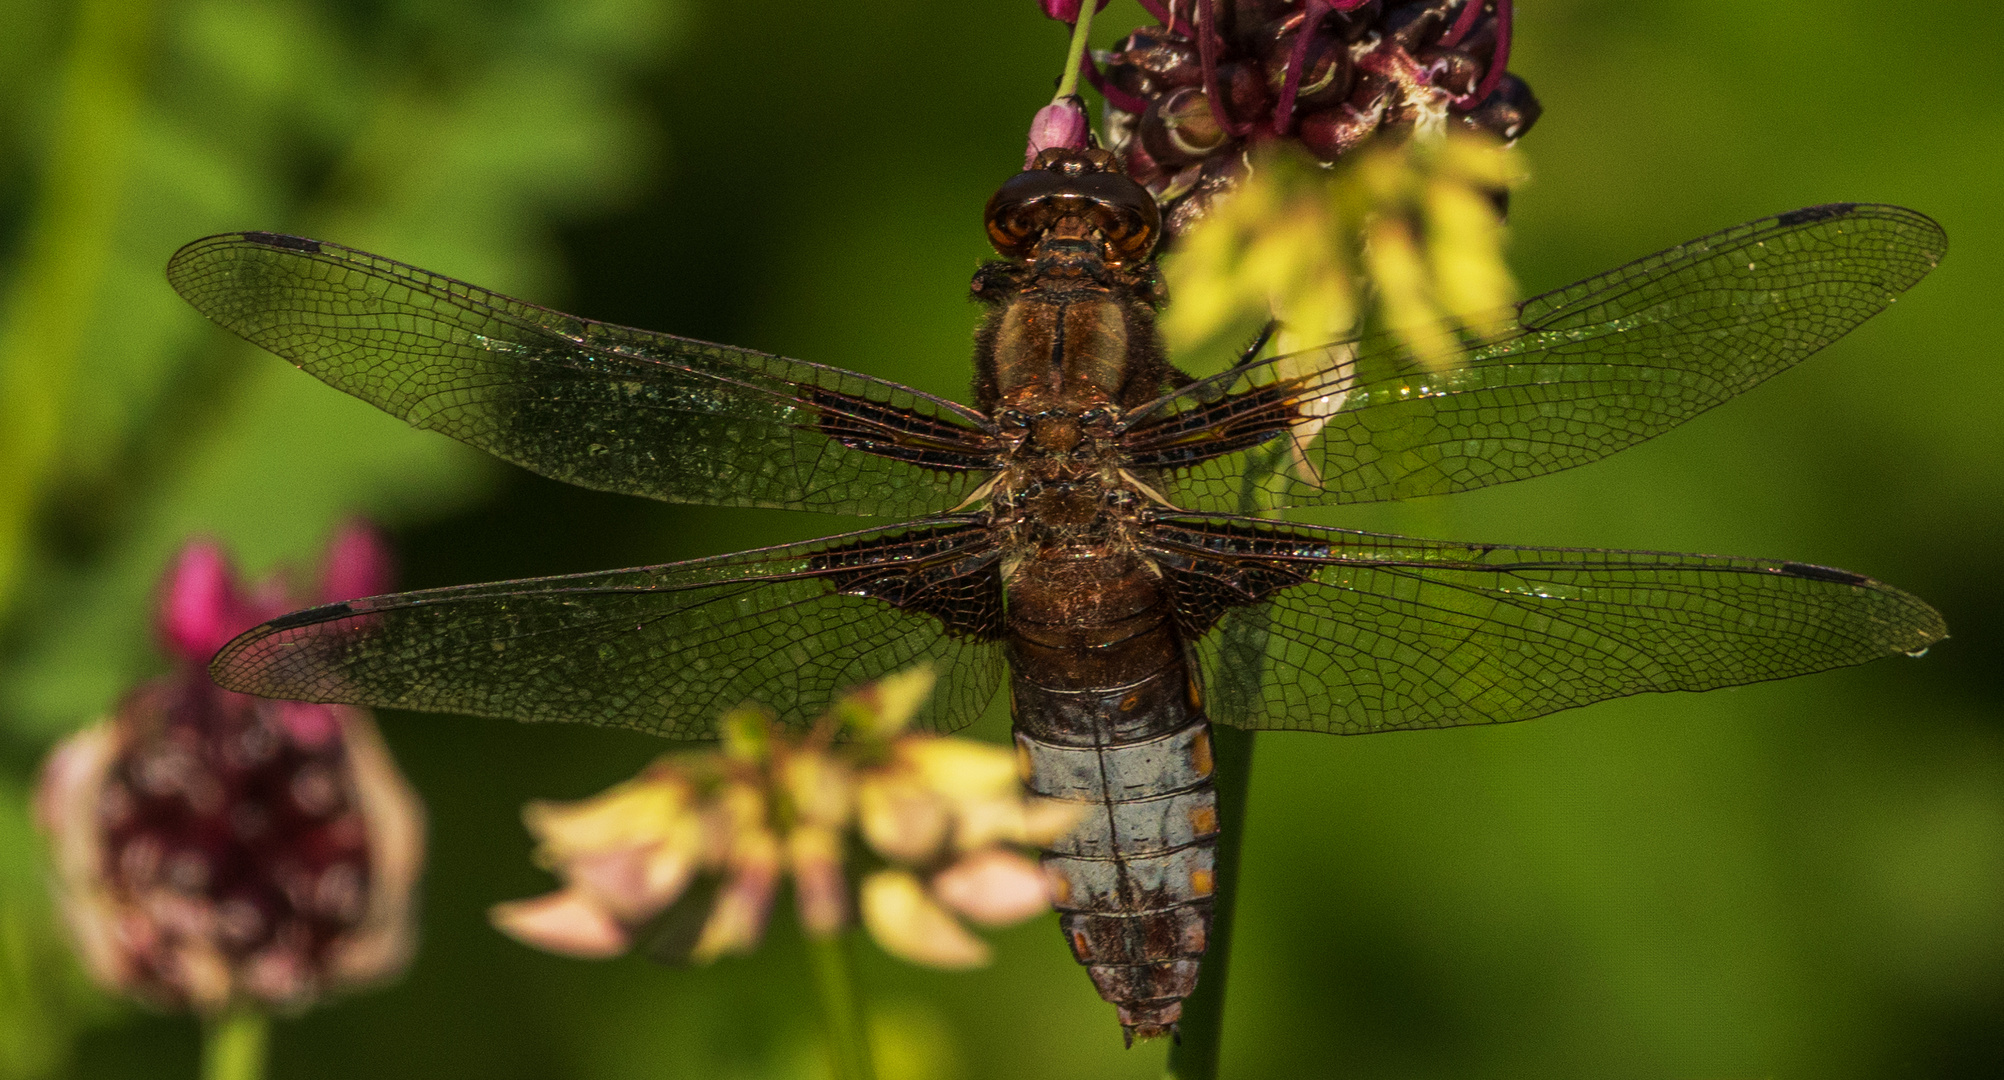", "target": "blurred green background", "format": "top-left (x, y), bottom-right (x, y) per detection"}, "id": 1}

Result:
top-left (0, 0), bottom-right (1998, 1076)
